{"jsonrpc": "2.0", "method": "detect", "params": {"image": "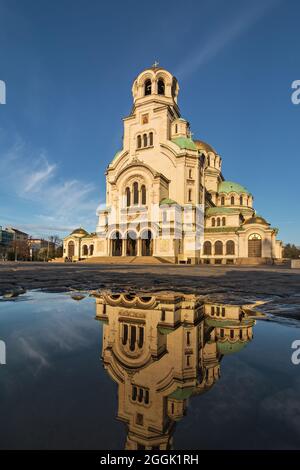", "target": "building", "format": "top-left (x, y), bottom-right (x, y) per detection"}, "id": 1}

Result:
top-left (6, 227), bottom-right (29, 243)
top-left (63, 64), bottom-right (282, 264)
top-left (28, 238), bottom-right (56, 260)
top-left (0, 226), bottom-right (13, 247)
top-left (0, 226), bottom-right (13, 259)
top-left (0, 226), bottom-right (29, 260)
top-left (95, 291), bottom-right (259, 450)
